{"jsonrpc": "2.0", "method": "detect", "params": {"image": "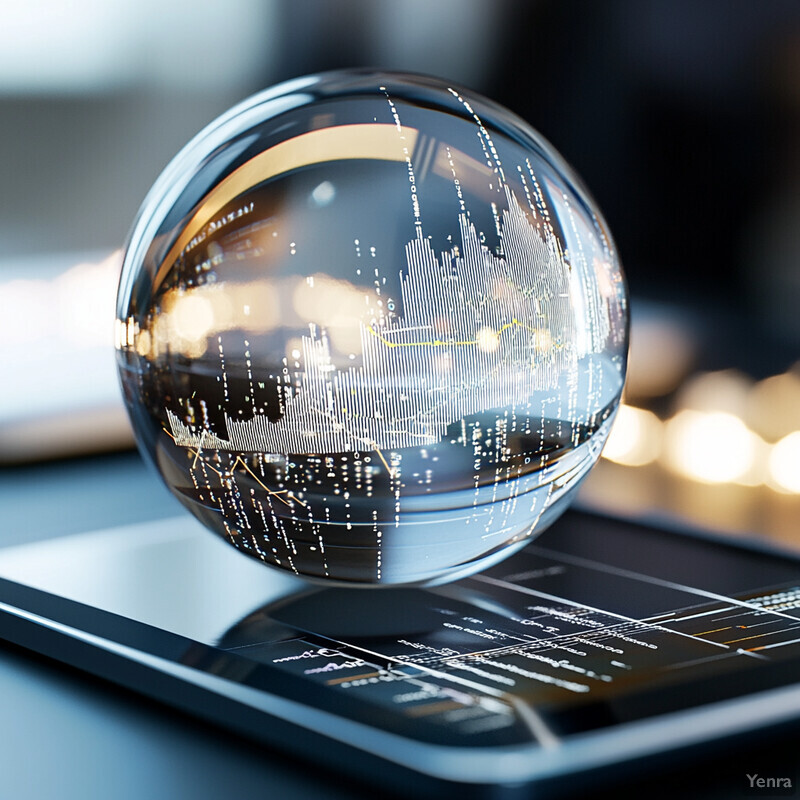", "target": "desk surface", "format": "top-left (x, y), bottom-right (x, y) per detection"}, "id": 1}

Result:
top-left (0, 452), bottom-right (797, 800)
